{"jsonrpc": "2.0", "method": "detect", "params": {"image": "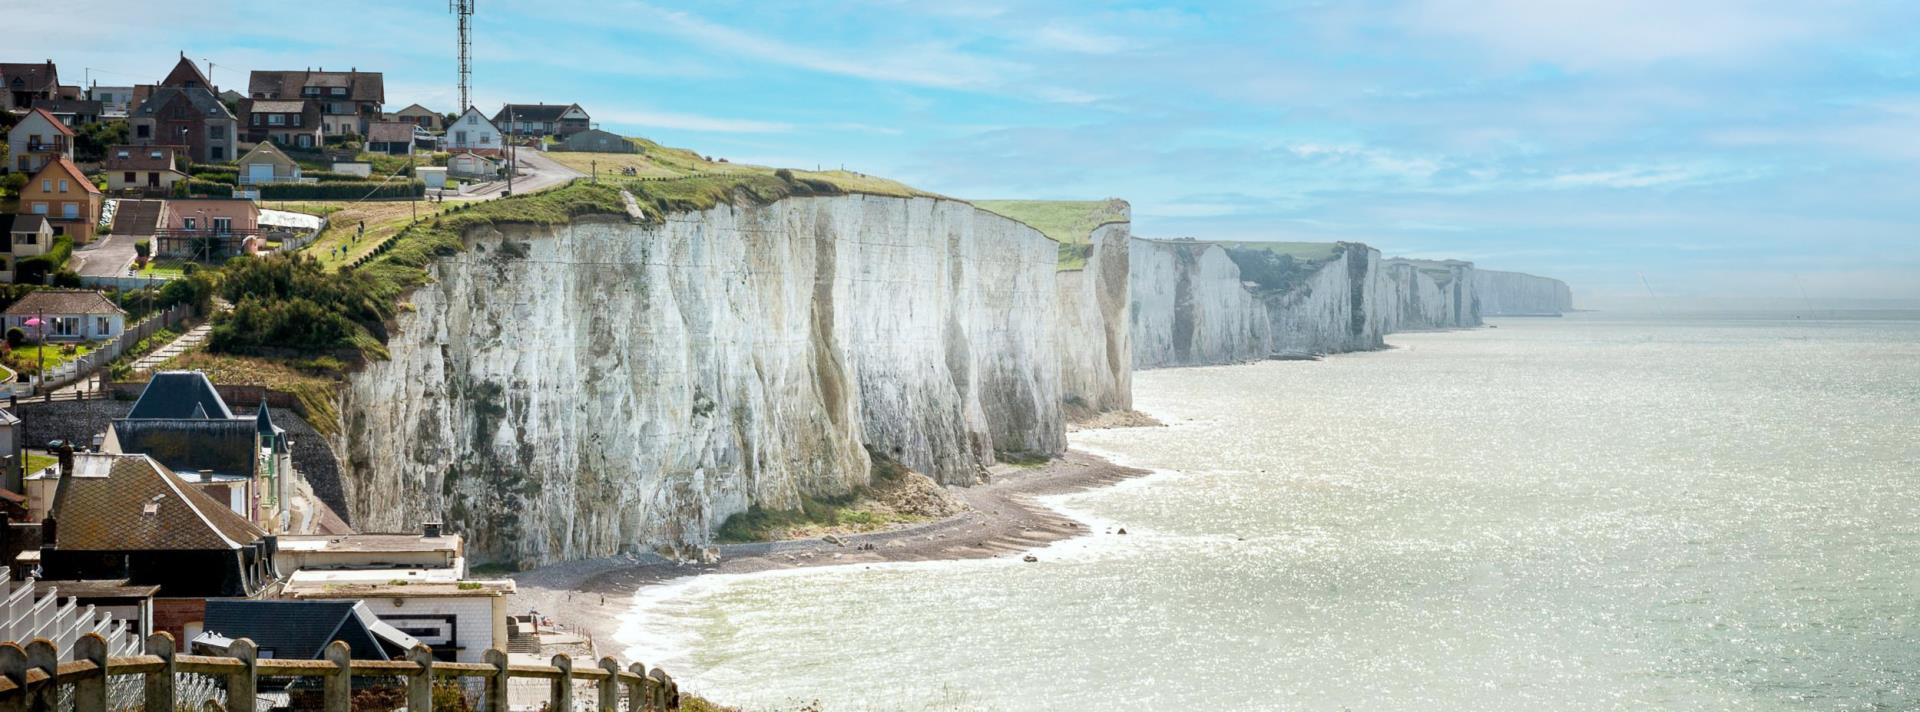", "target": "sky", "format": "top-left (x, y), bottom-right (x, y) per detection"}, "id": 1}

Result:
top-left (17, 1), bottom-right (1920, 302)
